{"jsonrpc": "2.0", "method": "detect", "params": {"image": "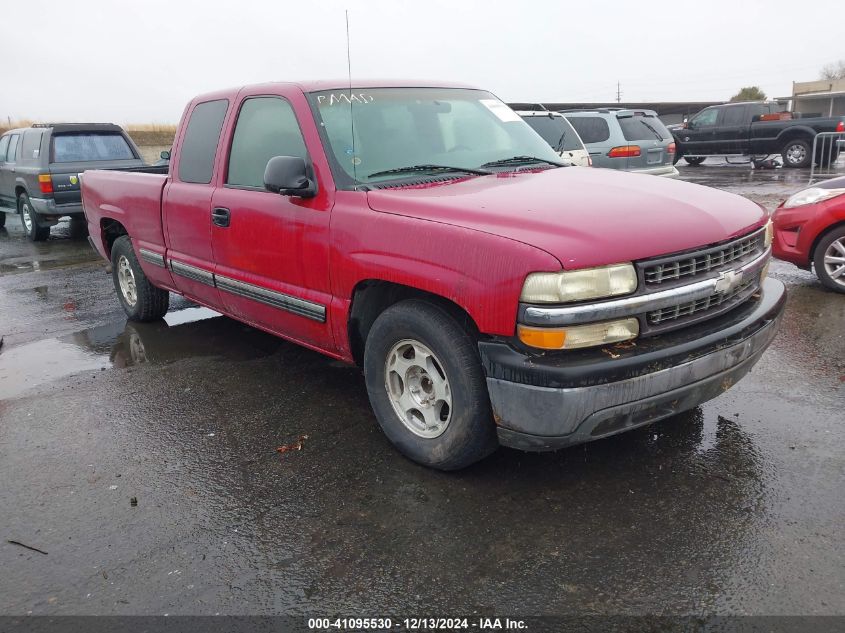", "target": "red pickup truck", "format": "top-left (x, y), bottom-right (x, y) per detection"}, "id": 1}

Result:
top-left (81, 80), bottom-right (786, 470)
